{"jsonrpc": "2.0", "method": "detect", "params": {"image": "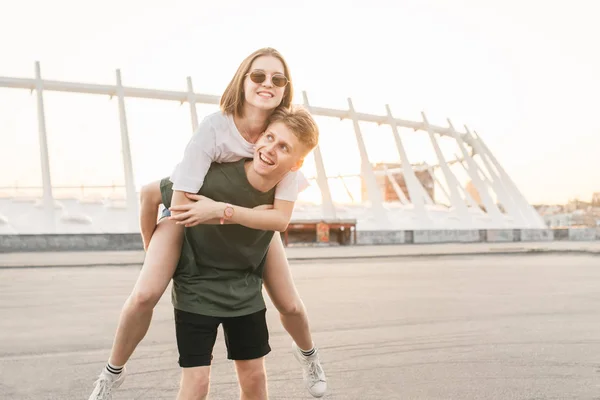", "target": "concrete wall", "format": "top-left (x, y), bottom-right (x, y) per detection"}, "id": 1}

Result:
top-left (0, 234), bottom-right (143, 253)
top-left (520, 229), bottom-right (554, 242)
top-left (552, 228), bottom-right (569, 241)
top-left (1, 228), bottom-right (598, 253)
top-left (412, 230), bottom-right (480, 244)
top-left (568, 228), bottom-right (598, 241)
top-left (356, 230), bottom-right (405, 245)
top-left (485, 229), bottom-right (516, 242)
